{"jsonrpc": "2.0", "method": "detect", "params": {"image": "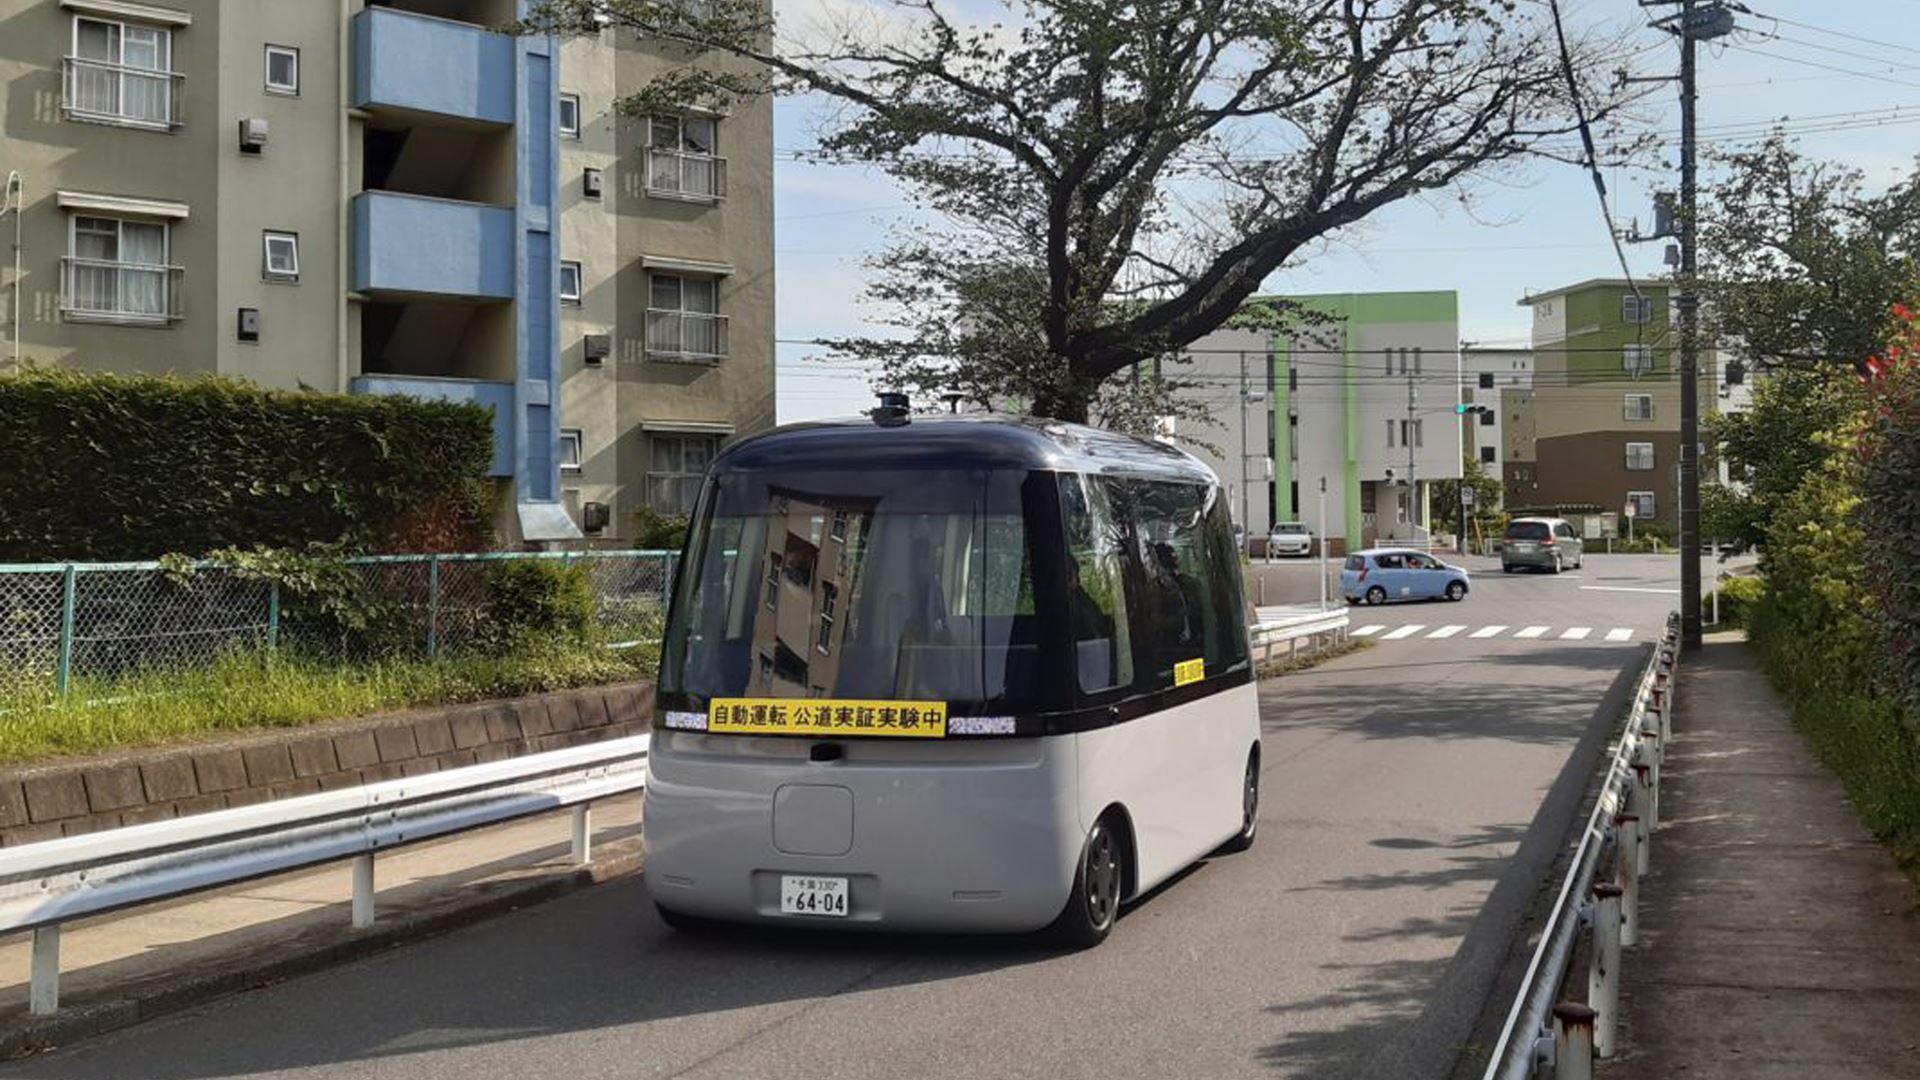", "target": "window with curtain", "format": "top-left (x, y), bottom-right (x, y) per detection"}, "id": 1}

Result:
top-left (70, 17), bottom-right (174, 126)
top-left (67, 215), bottom-right (170, 319)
